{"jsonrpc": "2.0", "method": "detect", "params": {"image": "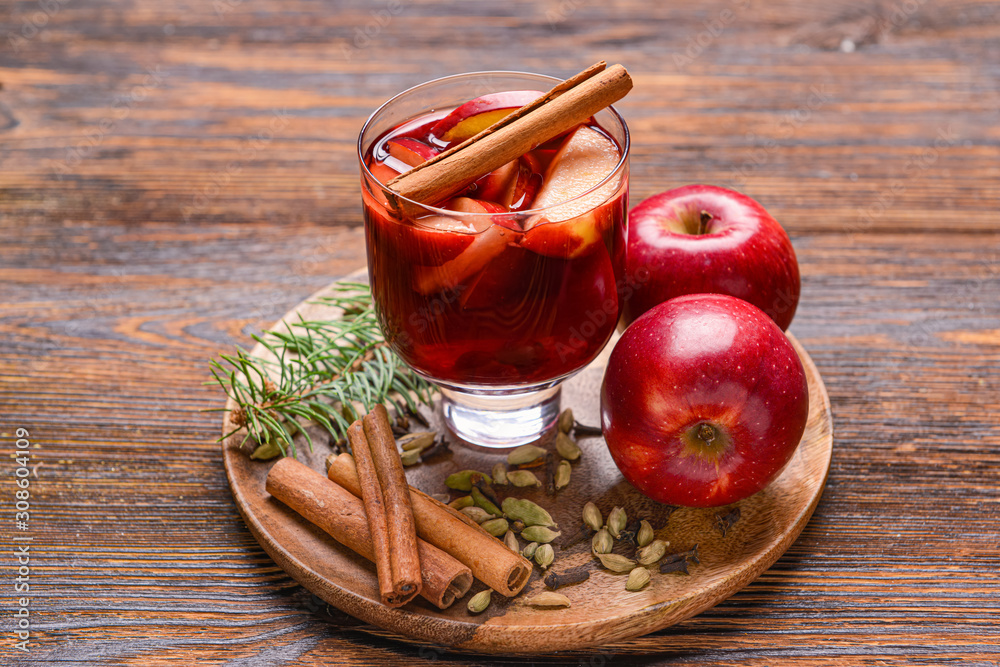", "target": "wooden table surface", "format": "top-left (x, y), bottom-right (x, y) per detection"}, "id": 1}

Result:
top-left (3, 0), bottom-right (999, 664)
